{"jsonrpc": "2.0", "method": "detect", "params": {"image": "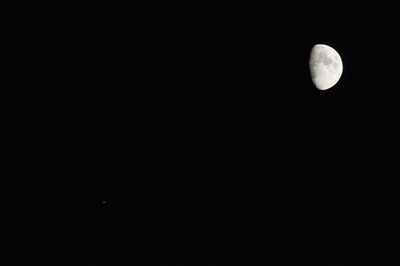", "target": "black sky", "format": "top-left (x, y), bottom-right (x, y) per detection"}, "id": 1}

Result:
top-left (2, 1), bottom-right (400, 265)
